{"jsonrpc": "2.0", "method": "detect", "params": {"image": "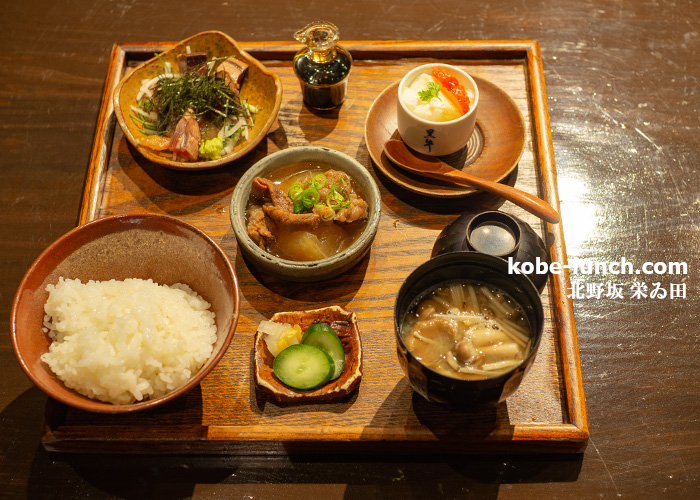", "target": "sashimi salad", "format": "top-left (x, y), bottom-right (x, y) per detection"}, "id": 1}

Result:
top-left (130, 50), bottom-right (259, 162)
